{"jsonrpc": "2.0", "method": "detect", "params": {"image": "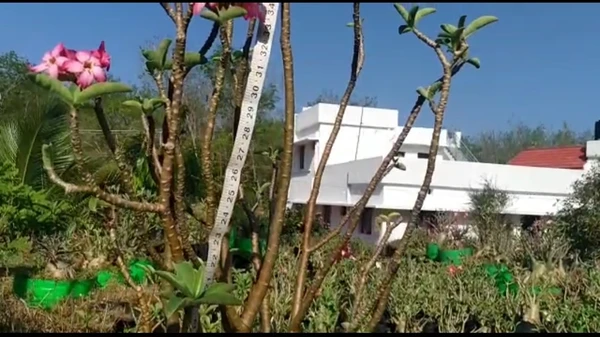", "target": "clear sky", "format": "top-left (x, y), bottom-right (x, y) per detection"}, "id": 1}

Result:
top-left (1, 3), bottom-right (599, 135)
